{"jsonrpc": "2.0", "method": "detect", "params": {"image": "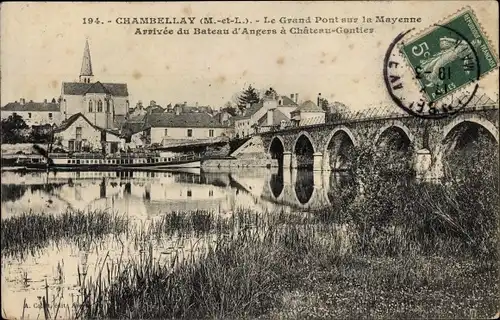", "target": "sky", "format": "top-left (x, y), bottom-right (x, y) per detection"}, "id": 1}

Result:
top-left (1, 1), bottom-right (498, 111)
